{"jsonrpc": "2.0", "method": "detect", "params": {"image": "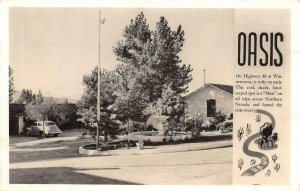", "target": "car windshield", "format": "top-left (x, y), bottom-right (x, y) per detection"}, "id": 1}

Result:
top-left (44, 122), bottom-right (56, 126)
top-left (143, 132), bottom-right (159, 136)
